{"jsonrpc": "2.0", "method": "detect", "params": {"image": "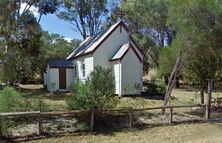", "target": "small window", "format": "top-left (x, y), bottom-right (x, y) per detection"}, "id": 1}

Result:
top-left (82, 62), bottom-right (85, 77)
